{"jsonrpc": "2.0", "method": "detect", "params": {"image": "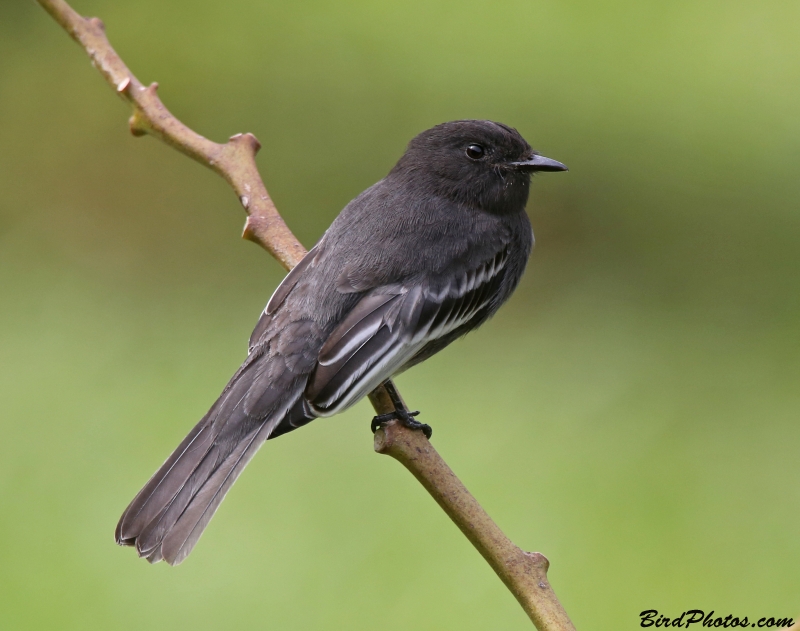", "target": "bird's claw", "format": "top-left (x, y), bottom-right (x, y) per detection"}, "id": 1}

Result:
top-left (371, 409), bottom-right (432, 439)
